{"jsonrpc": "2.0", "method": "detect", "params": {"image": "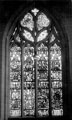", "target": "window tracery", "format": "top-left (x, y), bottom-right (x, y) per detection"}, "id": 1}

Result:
top-left (9, 7), bottom-right (63, 118)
